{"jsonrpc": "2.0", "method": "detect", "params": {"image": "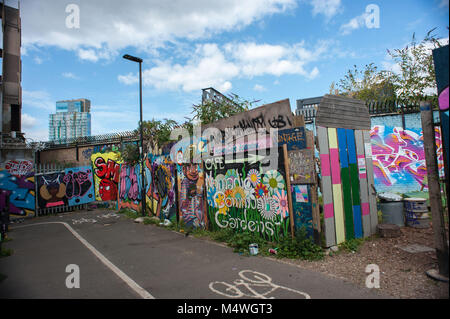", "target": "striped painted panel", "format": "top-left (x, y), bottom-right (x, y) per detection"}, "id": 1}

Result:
top-left (327, 128), bottom-right (345, 244)
top-left (317, 126), bottom-right (336, 247)
top-left (363, 130), bottom-right (378, 234)
top-left (355, 130), bottom-right (371, 237)
top-left (337, 128), bottom-right (354, 240)
top-left (345, 129), bottom-right (363, 239)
